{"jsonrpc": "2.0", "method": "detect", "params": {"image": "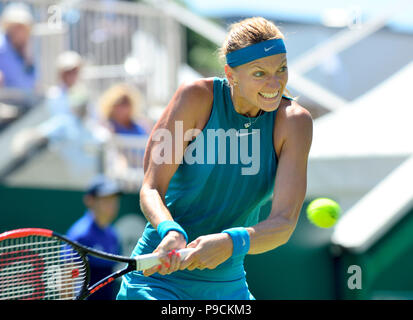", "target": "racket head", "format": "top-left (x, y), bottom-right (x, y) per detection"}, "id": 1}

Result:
top-left (0, 228), bottom-right (89, 300)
